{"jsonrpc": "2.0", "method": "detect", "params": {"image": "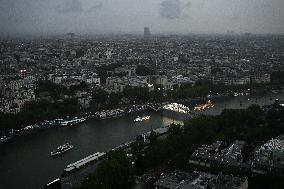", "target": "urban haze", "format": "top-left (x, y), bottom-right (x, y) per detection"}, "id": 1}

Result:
top-left (0, 0), bottom-right (284, 36)
top-left (1, 1), bottom-right (284, 189)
